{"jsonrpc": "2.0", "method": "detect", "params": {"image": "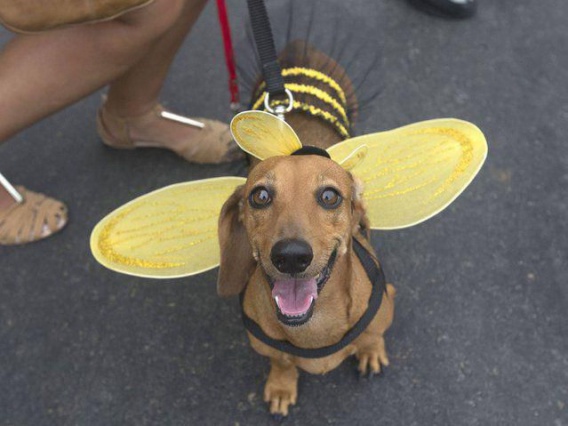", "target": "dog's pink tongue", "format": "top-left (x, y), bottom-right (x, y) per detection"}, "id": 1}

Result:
top-left (272, 278), bottom-right (318, 316)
